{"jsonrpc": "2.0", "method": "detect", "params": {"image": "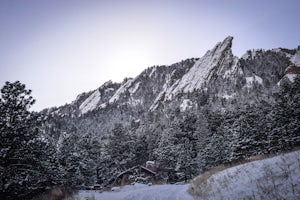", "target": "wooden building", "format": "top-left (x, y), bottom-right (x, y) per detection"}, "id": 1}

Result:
top-left (116, 162), bottom-right (157, 186)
